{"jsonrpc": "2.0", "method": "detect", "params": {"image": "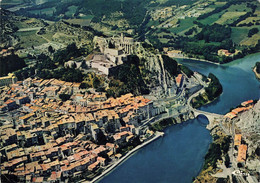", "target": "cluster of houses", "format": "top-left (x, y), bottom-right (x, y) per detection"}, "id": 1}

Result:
top-left (224, 100), bottom-right (254, 120)
top-left (217, 49), bottom-right (241, 57)
top-left (234, 134), bottom-right (247, 164)
top-left (150, 6), bottom-right (175, 21)
top-left (0, 47), bottom-right (15, 57)
top-left (0, 77), bottom-right (163, 182)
